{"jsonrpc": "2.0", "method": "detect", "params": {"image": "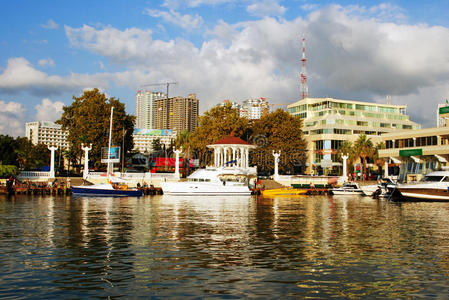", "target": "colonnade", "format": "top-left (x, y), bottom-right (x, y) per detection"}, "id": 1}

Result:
top-left (209, 145), bottom-right (252, 168)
